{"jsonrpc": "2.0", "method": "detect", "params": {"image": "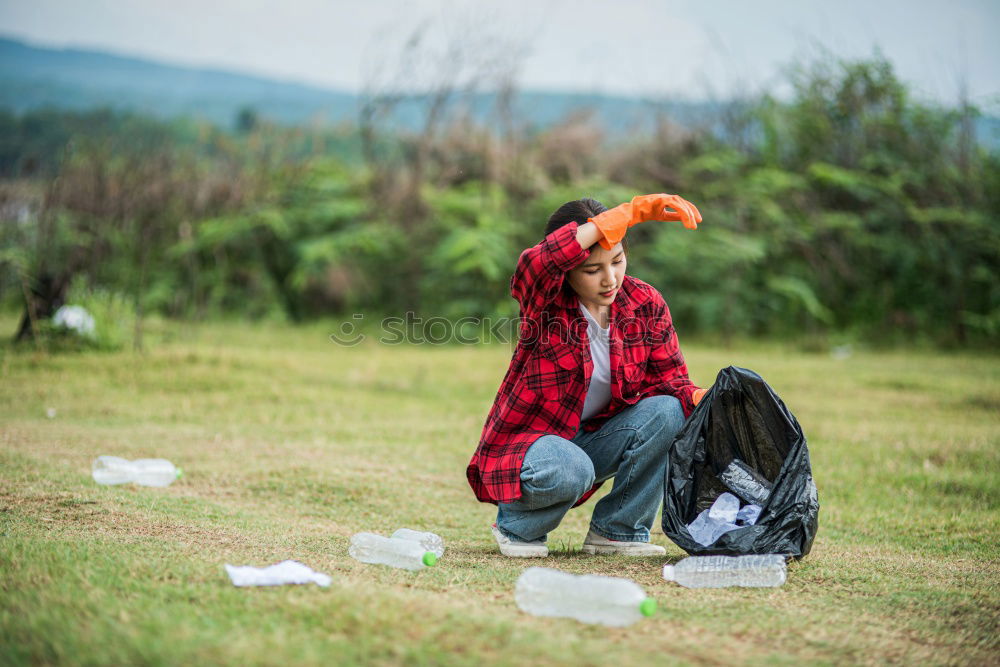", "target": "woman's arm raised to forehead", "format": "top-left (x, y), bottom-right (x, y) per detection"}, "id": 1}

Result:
top-left (510, 221), bottom-right (595, 323)
top-left (575, 221), bottom-right (604, 249)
